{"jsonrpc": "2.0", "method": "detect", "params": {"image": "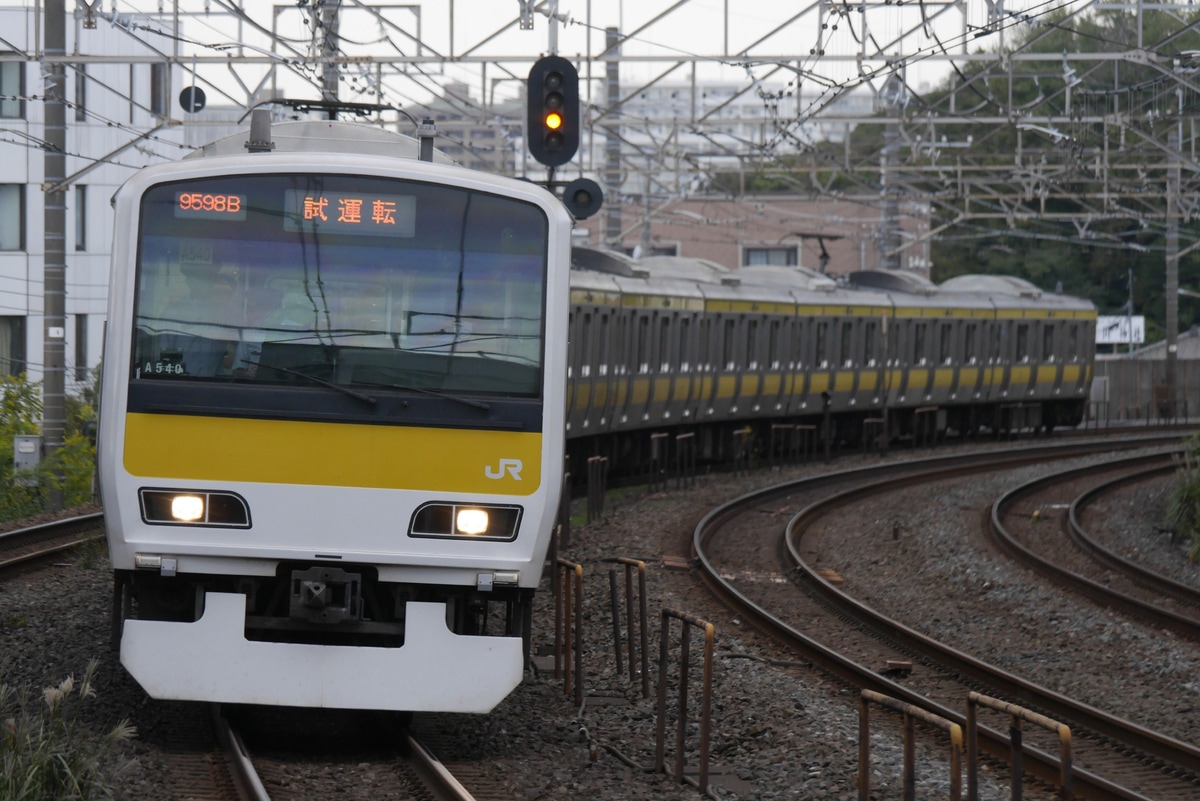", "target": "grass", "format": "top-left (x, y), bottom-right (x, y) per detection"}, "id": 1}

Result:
top-left (1168, 433), bottom-right (1200, 561)
top-left (0, 660), bottom-right (135, 800)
